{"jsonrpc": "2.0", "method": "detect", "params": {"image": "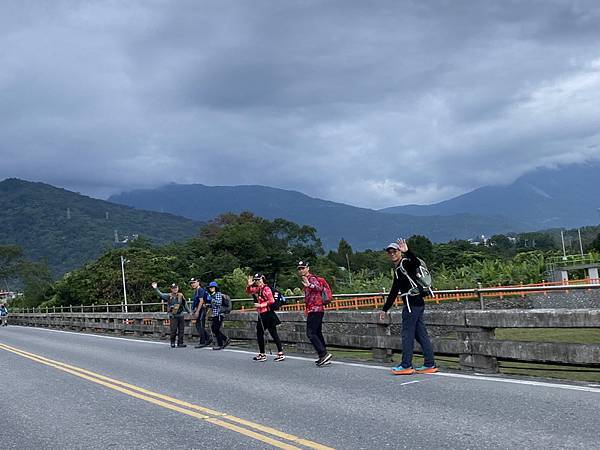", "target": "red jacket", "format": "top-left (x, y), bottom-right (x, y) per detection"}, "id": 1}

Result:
top-left (246, 285), bottom-right (274, 314)
top-left (303, 274), bottom-right (325, 314)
